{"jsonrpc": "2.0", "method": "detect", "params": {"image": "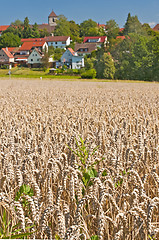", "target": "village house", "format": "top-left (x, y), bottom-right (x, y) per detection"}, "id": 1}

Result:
top-left (21, 36), bottom-right (70, 49)
top-left (74, 43), bottom-right (98, 56)
top-left (27, 48), bottom-right (44, 68)
top-left (72, 55), bottom-right (84, 69)
top-left (83, 36), bottom-right (107, 47)
top-left (19, 40), bottom-right (48, 54)
top-left (61, 48), bottom-right (75, 66)
top-left (14, 40), bottom-right (48, 65)
top-left (61, 48), bottom-right (84, 69)
top-left (44, 36), bottom-right (71, 49)
top-left (27, 48), bottom-right (54, 68)
top-left (0, 48), bottom-right (14, 69)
